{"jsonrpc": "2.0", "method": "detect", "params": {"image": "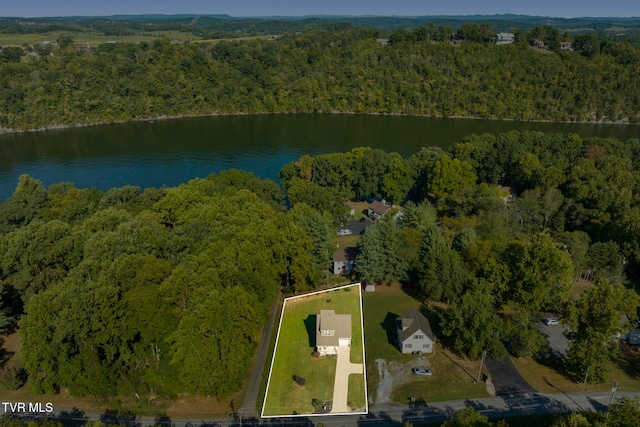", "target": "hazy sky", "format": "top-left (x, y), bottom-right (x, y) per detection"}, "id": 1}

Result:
top-left (3, 0), bottom-right (640, 18)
